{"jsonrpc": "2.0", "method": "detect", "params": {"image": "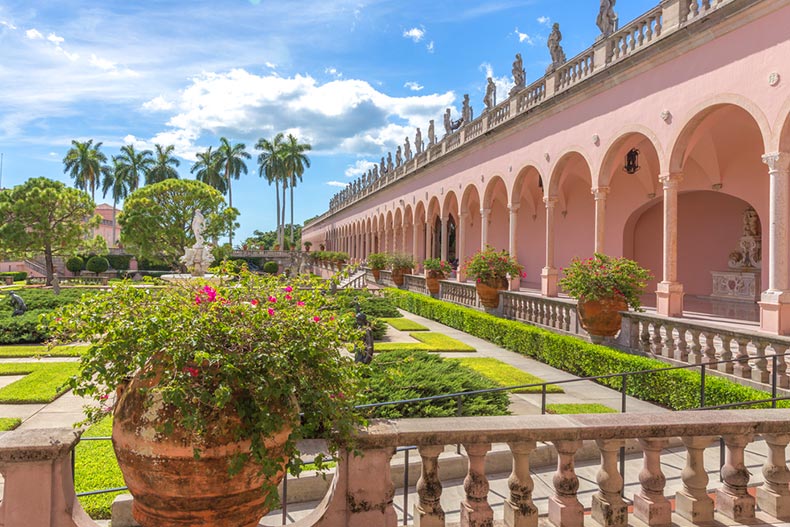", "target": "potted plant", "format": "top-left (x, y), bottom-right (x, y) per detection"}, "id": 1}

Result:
top-left (304, 241), bottom-right (312, 252)
top-left (559, 253), bottom-right (652, 343)
top-left (423, 258), bottom-right (453, 294)
top-left (389, 253), bottom-right (415, 286)
top-left (367, 252), bottom-right (388, 281)
top-left (463, 246), bottom-right (524, 309)
top-left (48, 271), bottom-right (362, 527)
